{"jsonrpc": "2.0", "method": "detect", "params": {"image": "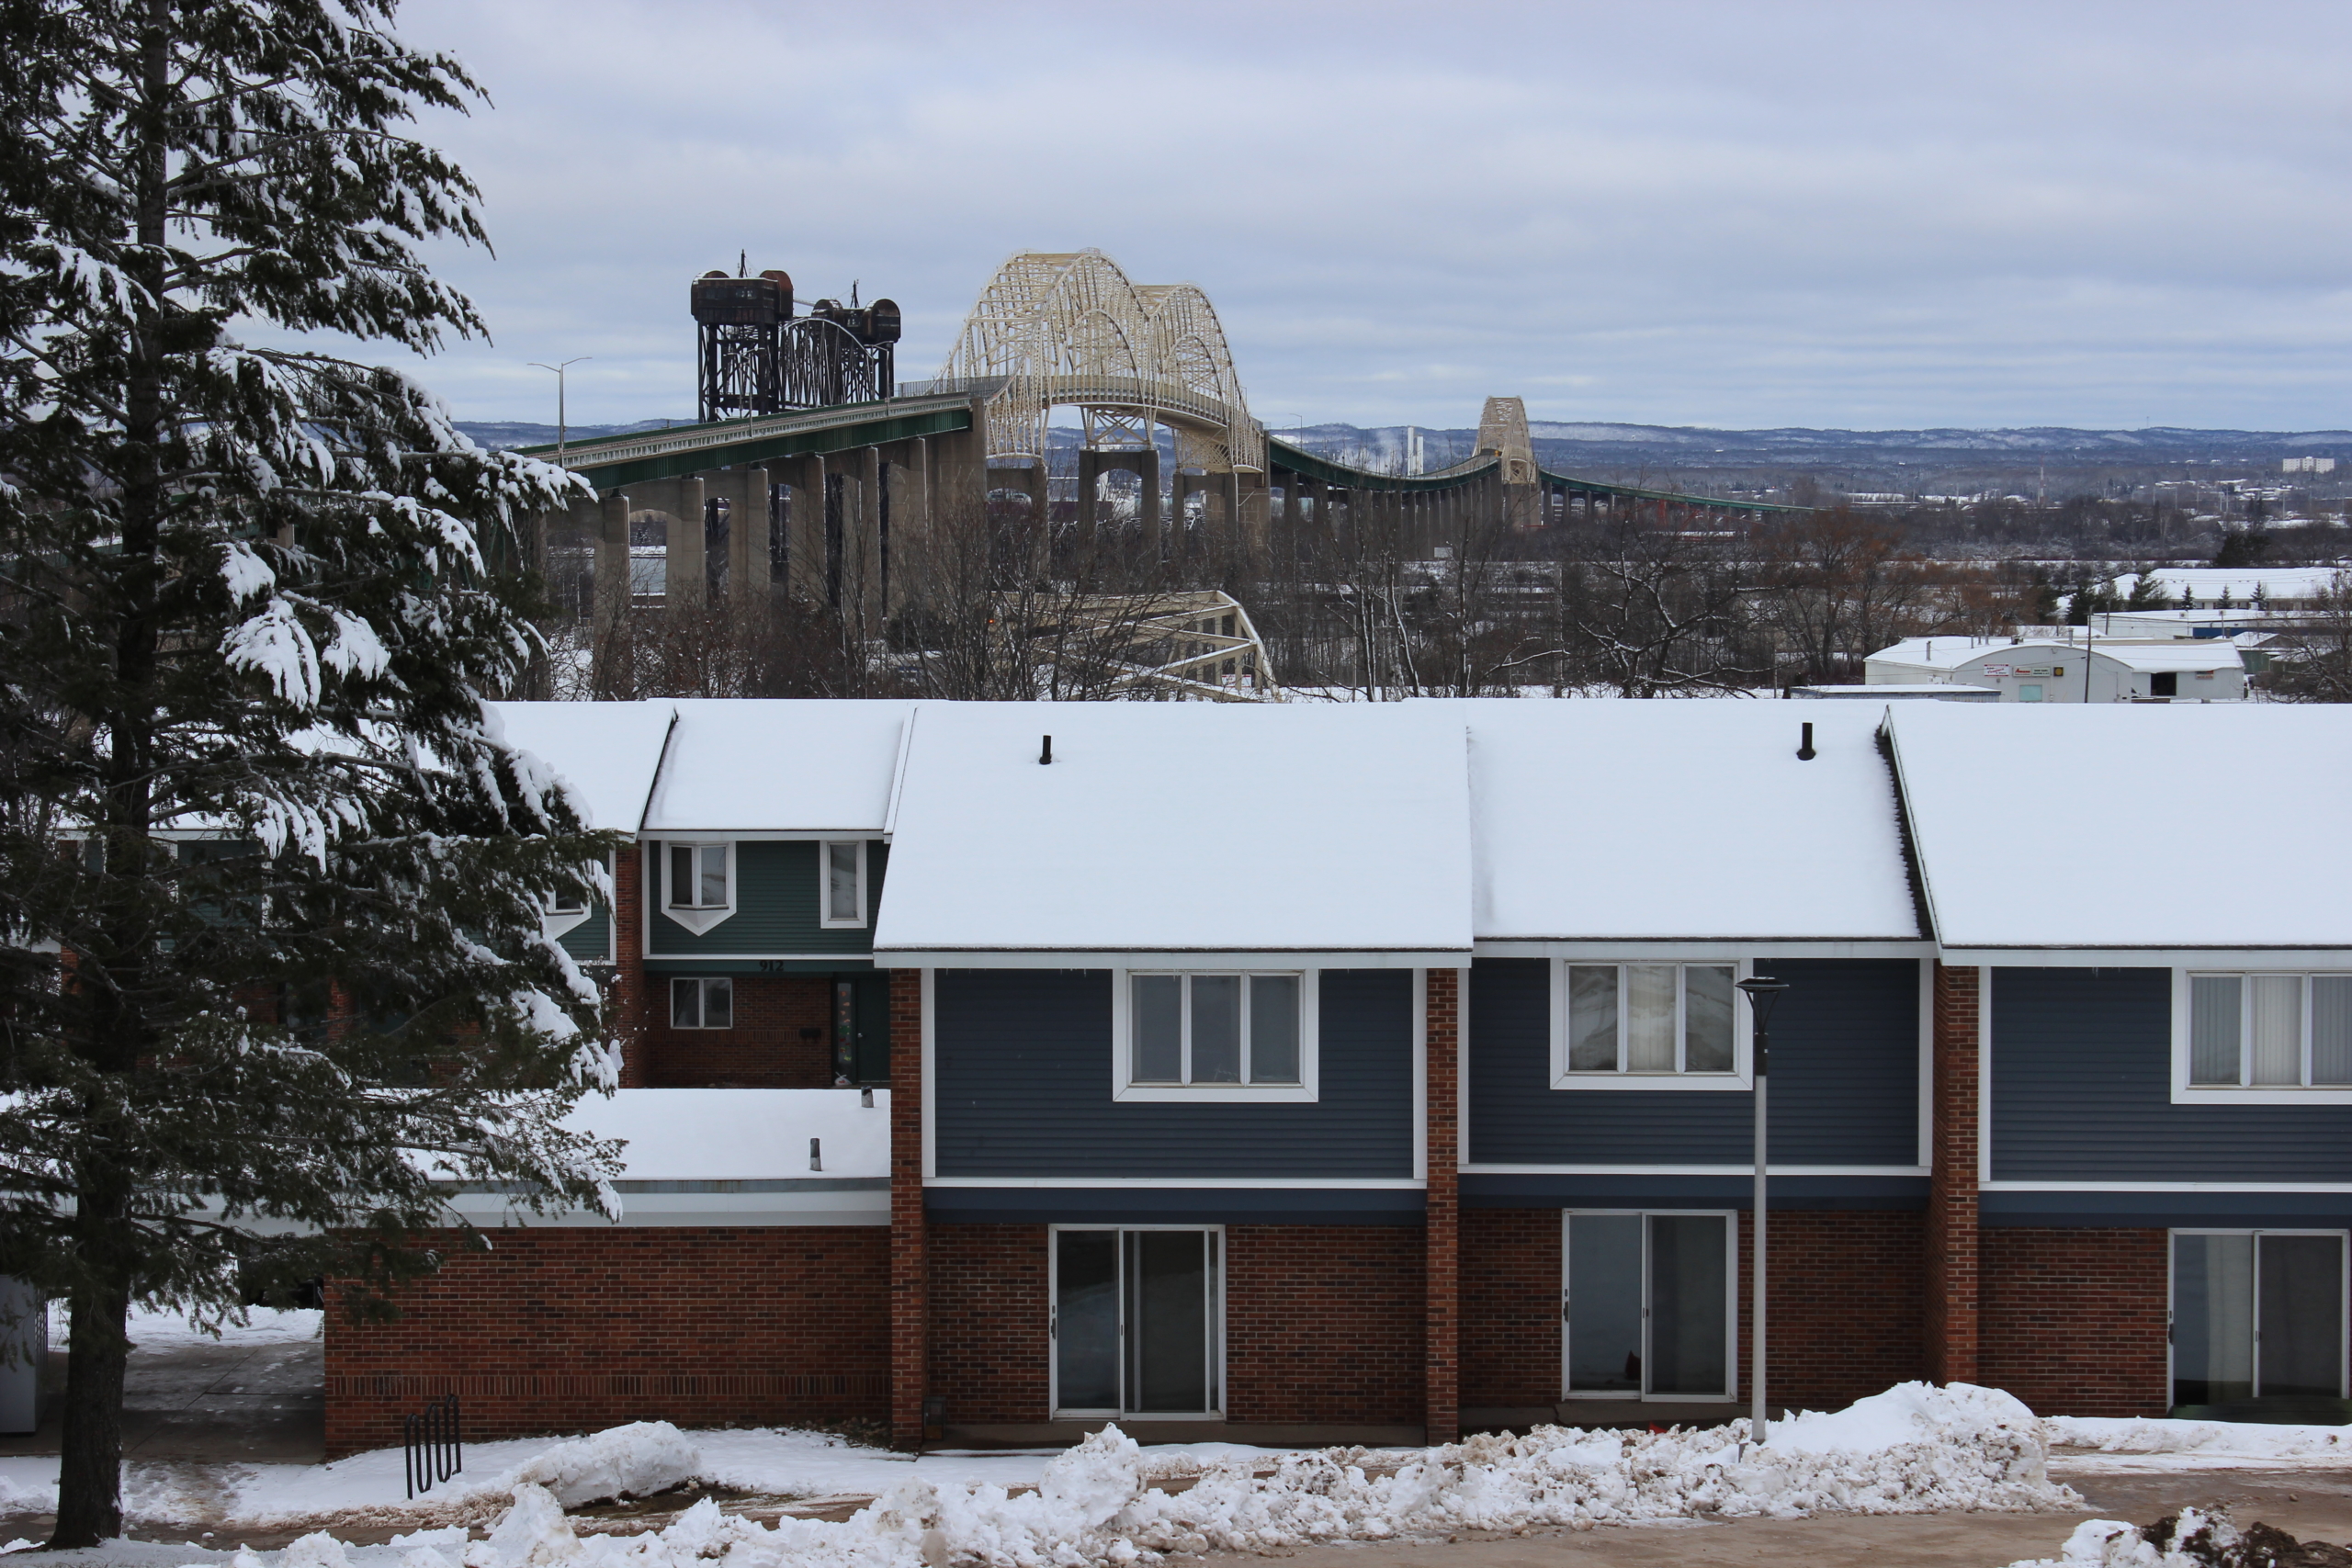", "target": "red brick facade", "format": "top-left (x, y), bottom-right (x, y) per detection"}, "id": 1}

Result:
top-left (322, 1226), bottom-right (888, 1456)
top-left (638, 975), bottom-right (836, 1088)
top-left (888, 967), bottom-right (927, 1447)
top-left (922, 1223), bottom-right (1425, 1427)
top-left (1461, 1208), bottom-right (1926, 1413)
top-left (1980, 1226), bottom-right (2170, 1416)
top-left (1423, 968), bottom-right (1460, 1441)
top-left (1927, 962), bottom-right (1982, 1383)
top-left (1228, 1225), bottom-right (1425, 1425)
